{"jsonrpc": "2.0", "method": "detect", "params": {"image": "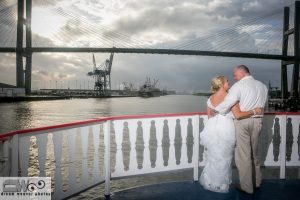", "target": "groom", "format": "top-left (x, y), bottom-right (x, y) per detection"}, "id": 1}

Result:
top-left (215, 65), bottom-right (268, 194)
